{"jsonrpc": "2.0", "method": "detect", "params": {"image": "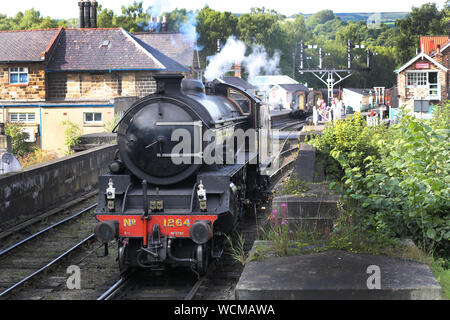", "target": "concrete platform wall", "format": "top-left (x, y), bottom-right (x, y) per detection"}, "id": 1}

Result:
top-left (0, 145), bottom-right (117, 223)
